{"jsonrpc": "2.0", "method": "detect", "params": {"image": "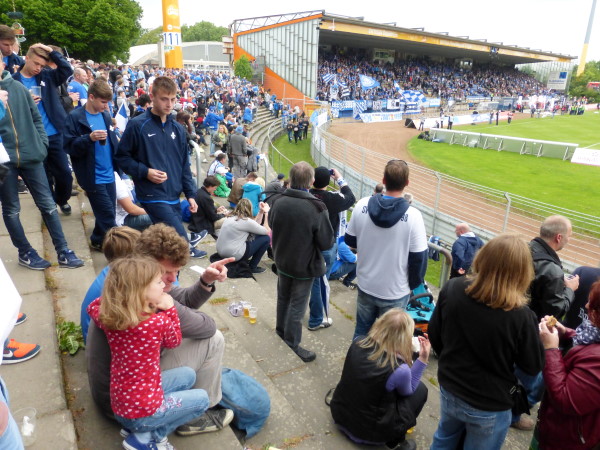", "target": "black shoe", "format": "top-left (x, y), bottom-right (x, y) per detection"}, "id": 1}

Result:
top-left (386, 440), bottom-right (416, 450)
top-left (59, 203), bottom-right (72, 215)
top-left (294, 346), bottom-right (316, 362)
top-left (271, 263), bottom-right (278, 275)
top-left (71, 190), bottom-right (79, 197)
top-left (90, 241), bottom-right (102, 252)
top-left (251, 266), bottom-right (266, 274)
top-left (17, 179), bottom-right (28, 194)
top-left (176, 408), bottom-right (234, 435)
